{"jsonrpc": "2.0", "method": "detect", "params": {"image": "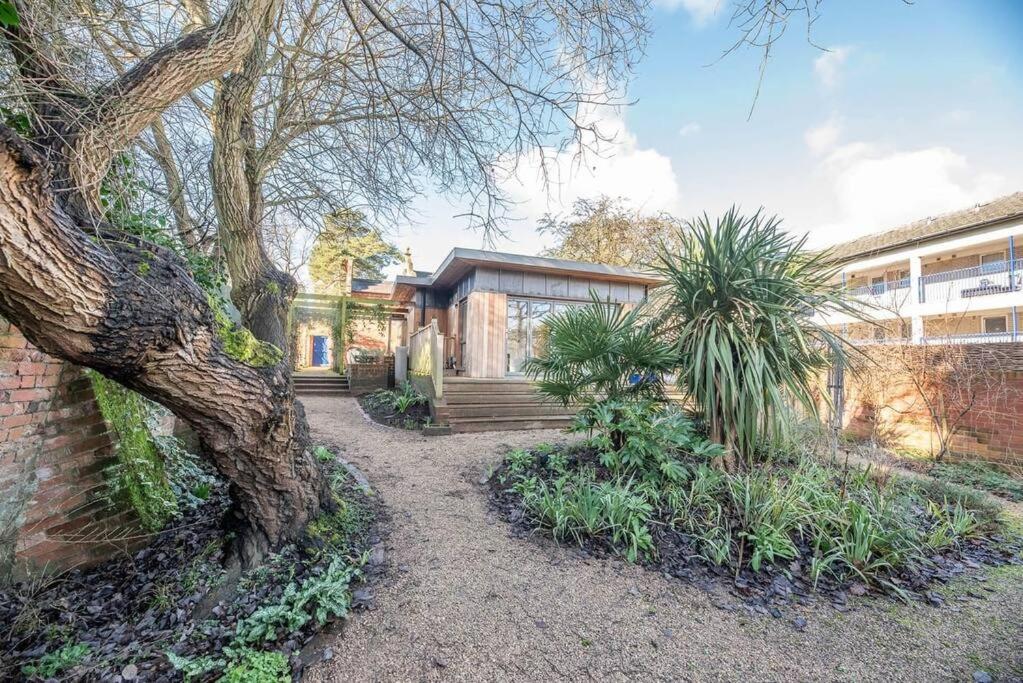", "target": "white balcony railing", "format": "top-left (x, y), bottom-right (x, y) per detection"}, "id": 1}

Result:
top-left (921, 332), bottom-right (1019, 345)
top-left (920, 260), bottom-right (1021, 305)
